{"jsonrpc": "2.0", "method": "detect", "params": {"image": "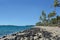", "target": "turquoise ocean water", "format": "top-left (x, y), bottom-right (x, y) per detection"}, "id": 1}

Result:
top-left (0, 25), bottom-right (34, 37)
